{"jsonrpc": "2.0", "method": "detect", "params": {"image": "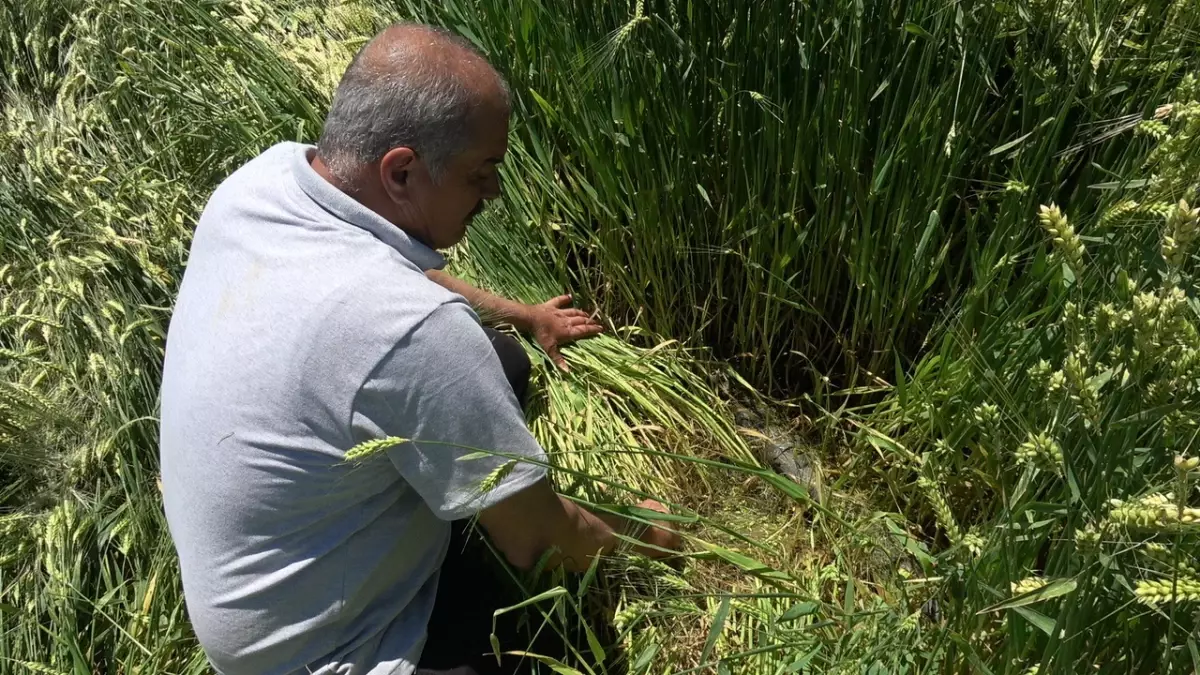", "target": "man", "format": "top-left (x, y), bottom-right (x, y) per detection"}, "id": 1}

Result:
top-left (159, 23), bottom-right (679, 675)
